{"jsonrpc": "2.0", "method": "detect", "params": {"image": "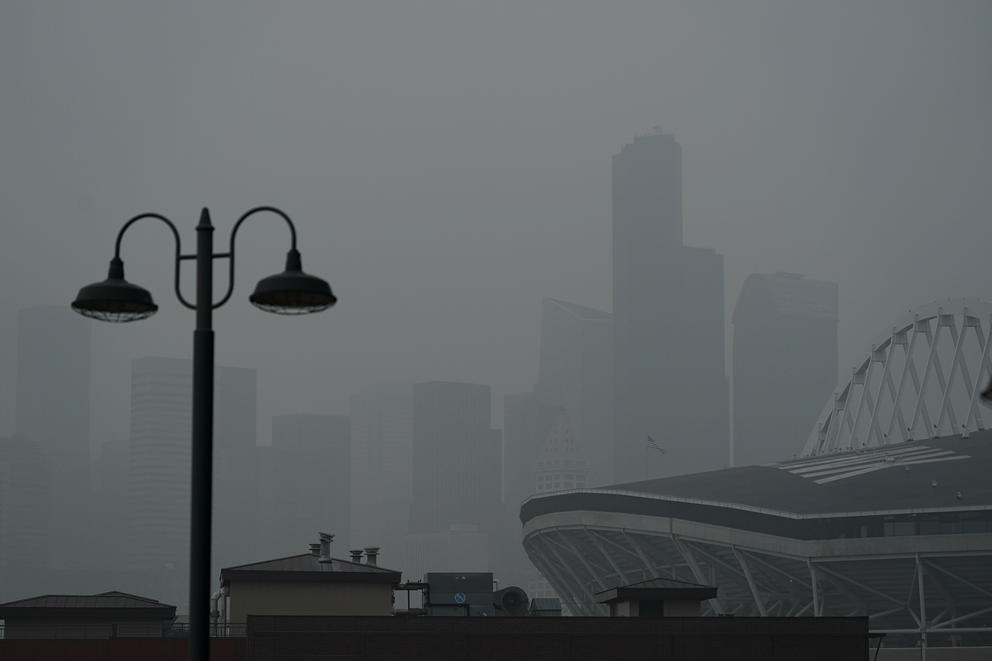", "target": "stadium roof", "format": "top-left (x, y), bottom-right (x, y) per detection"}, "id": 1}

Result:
top-left (521, 432), bottom-right (992, 539)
